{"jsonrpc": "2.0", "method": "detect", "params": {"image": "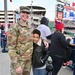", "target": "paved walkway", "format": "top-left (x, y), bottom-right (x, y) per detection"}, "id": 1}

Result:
top-left (0, 48), bottom-right (73, 75)
top-left (0, 51), bottom-right (11, 75)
